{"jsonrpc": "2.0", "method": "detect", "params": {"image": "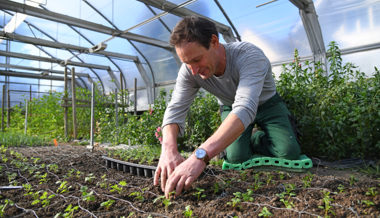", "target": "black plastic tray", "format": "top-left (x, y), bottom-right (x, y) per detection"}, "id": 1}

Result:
top-left (102, 156), bottom-right (157, 178)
